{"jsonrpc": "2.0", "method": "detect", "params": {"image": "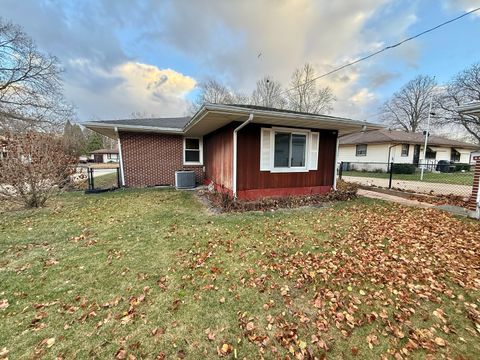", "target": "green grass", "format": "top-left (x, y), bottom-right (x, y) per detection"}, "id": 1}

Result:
top-left (343, 170), bottom-right (474, 186)
top-left (91, 172), bottom-right (119, 189)
top-left (1, 189), bottom-right (479, 359)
